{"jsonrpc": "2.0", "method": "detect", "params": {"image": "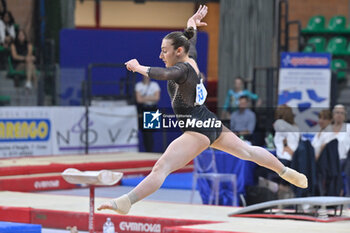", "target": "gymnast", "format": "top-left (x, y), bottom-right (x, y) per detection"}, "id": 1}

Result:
top-left (98, 5), bottom-right (307, 214)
